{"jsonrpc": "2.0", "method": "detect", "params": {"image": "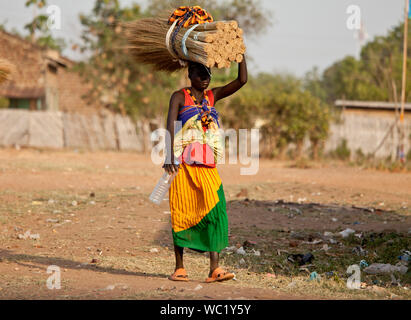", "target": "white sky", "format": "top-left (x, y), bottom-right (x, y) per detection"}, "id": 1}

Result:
top-left (0, 0), bottom-right (406, 76)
